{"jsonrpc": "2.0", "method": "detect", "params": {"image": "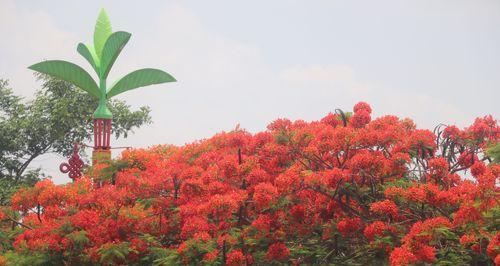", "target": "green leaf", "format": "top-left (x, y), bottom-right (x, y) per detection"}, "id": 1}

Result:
top-left (99, 31), bottom-right (131, 79)
top-left (28, 60), bottom-right (100, 99)
top-left (94, 8), bottom-right (112, 59)
top-left (77, 43), bottom-right (100, 75)
top-left (107, 68), bottom-right (176, 98)
top-left (486, 142), bottom-right (500, 163)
